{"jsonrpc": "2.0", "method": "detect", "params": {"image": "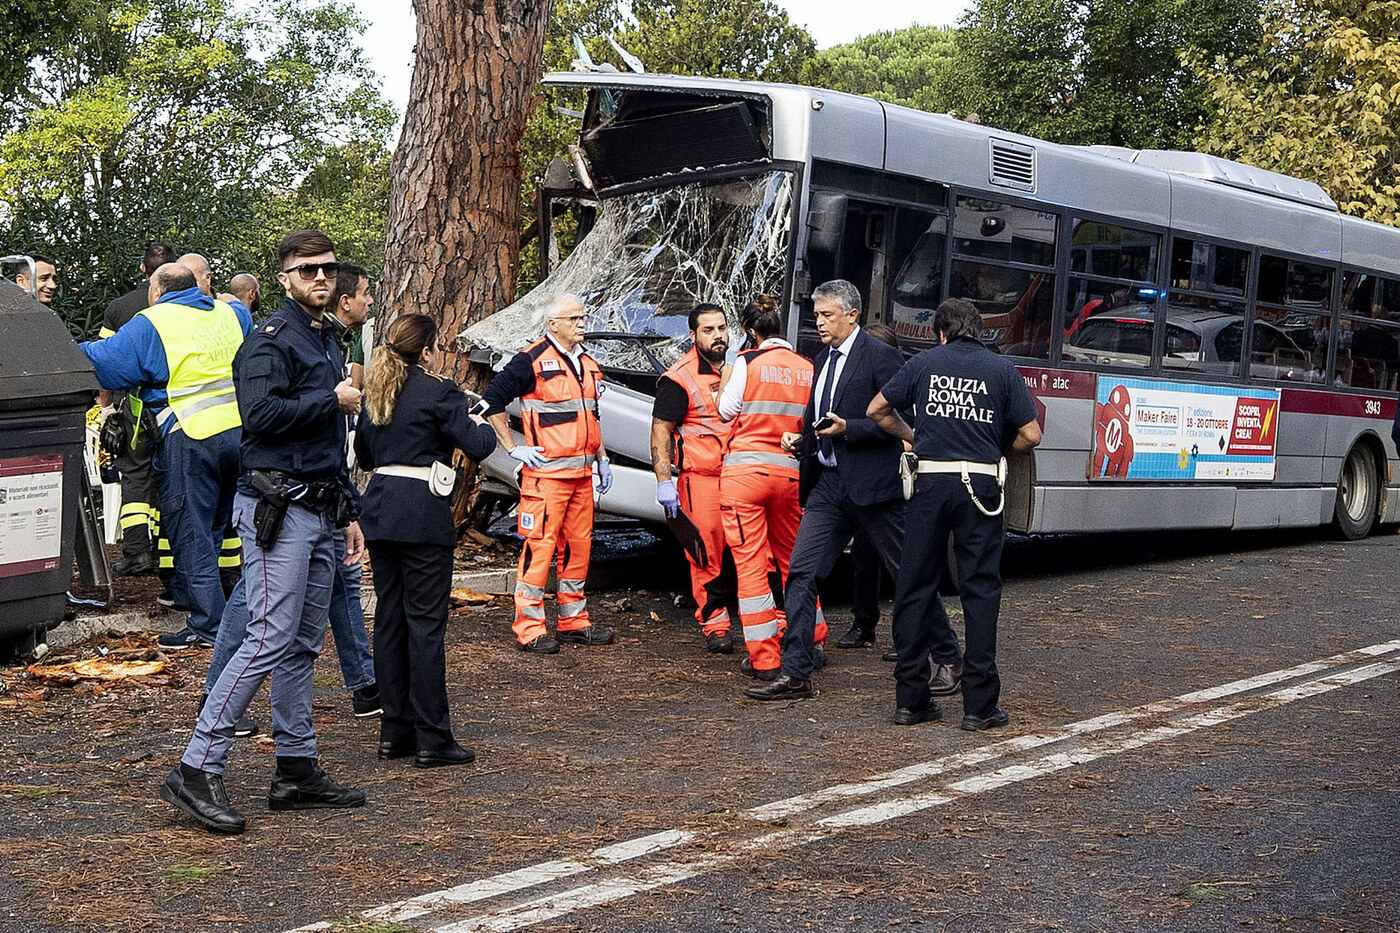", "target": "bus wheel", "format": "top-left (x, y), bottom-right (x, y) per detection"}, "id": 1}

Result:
top-left (1334, 443), bottom-right (1379, 540)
